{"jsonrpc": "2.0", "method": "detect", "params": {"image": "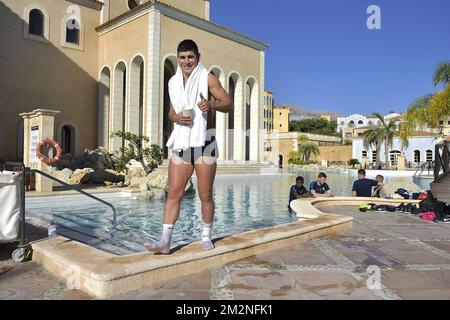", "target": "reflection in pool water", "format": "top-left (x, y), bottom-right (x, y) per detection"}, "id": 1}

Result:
top-left (25, 170), bottom-right (431, 255)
